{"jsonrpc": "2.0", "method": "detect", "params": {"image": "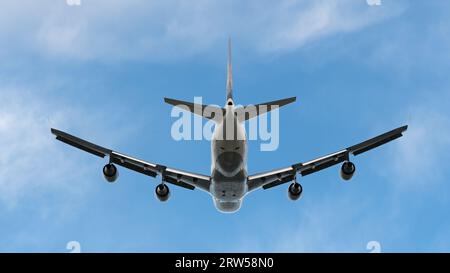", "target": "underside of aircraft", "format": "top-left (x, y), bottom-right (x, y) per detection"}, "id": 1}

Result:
top-left (51, 39), bottom-right (407, 213)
